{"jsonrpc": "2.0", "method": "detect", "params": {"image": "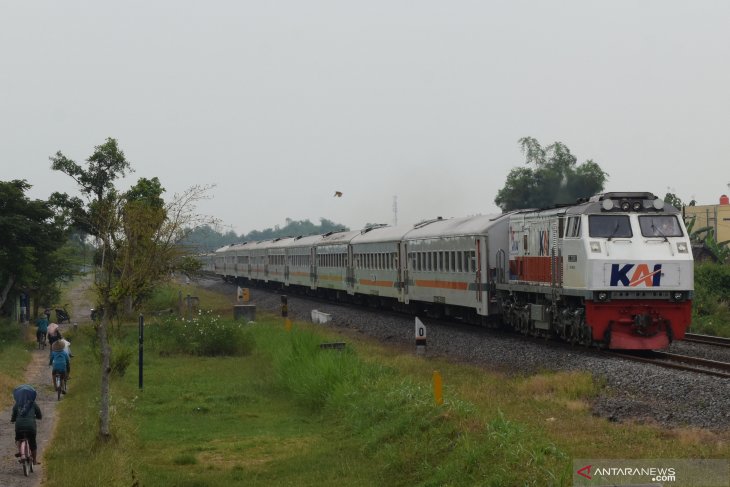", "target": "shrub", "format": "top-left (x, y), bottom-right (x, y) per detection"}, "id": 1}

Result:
top-left (111, 344), bottom-right (134, 377)
top-left (148, 310), bottom-right (255, 357)
top-left (691, 263), bottom-right (730, 336)
top-left (143, 286), bottom-right (181, 314)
